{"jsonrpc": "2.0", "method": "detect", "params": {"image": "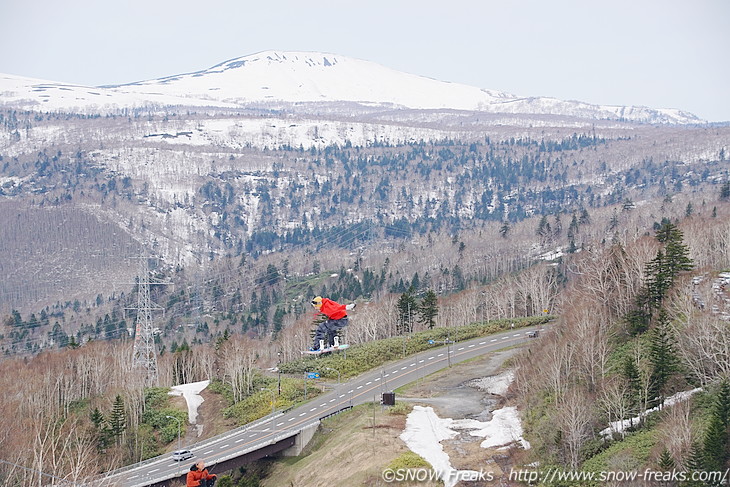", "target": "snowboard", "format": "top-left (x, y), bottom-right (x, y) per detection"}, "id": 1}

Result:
top-left (303, 343), bottom-right (350, 355)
